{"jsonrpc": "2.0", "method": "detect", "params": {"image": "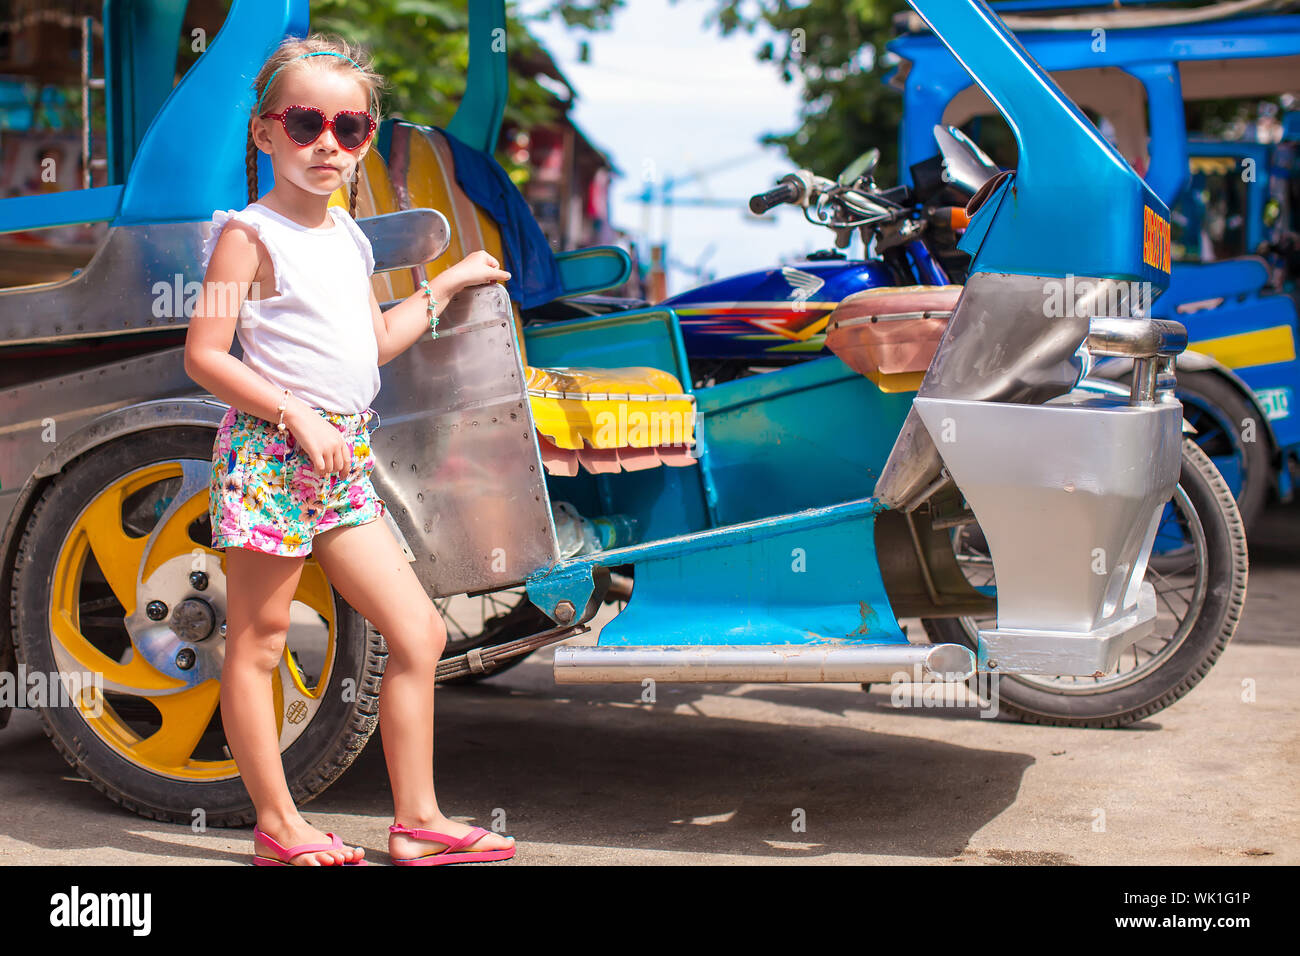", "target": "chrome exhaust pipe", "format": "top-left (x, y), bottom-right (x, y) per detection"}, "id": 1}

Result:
top-left (552, 643), bottom-right (976, 684)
